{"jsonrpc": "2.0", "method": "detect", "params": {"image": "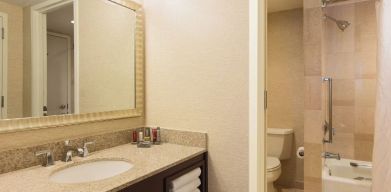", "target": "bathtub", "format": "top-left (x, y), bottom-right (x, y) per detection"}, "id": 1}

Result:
top-left (322, 158), bottom-right (372, 192)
